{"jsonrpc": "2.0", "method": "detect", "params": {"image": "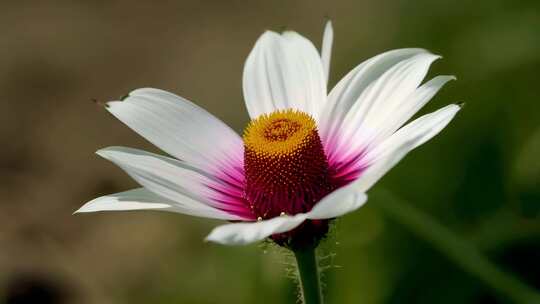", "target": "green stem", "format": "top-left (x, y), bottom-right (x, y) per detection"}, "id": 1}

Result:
top-left (293, 246), bottom-right (323, 304)
top-left (372, 189), bottom-right (540, 304)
